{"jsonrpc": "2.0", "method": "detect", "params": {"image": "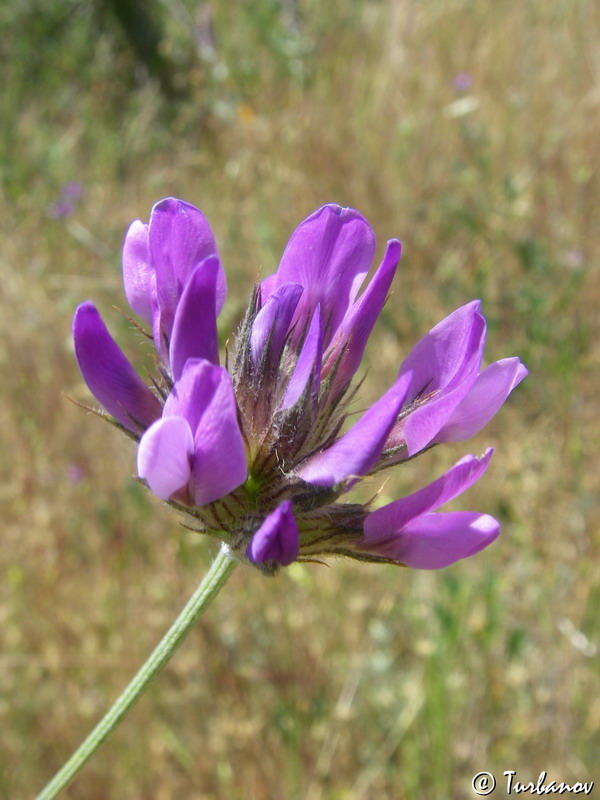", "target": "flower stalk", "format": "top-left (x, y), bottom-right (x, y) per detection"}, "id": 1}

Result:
top-left (36, 545), bottom-right (237, 800)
